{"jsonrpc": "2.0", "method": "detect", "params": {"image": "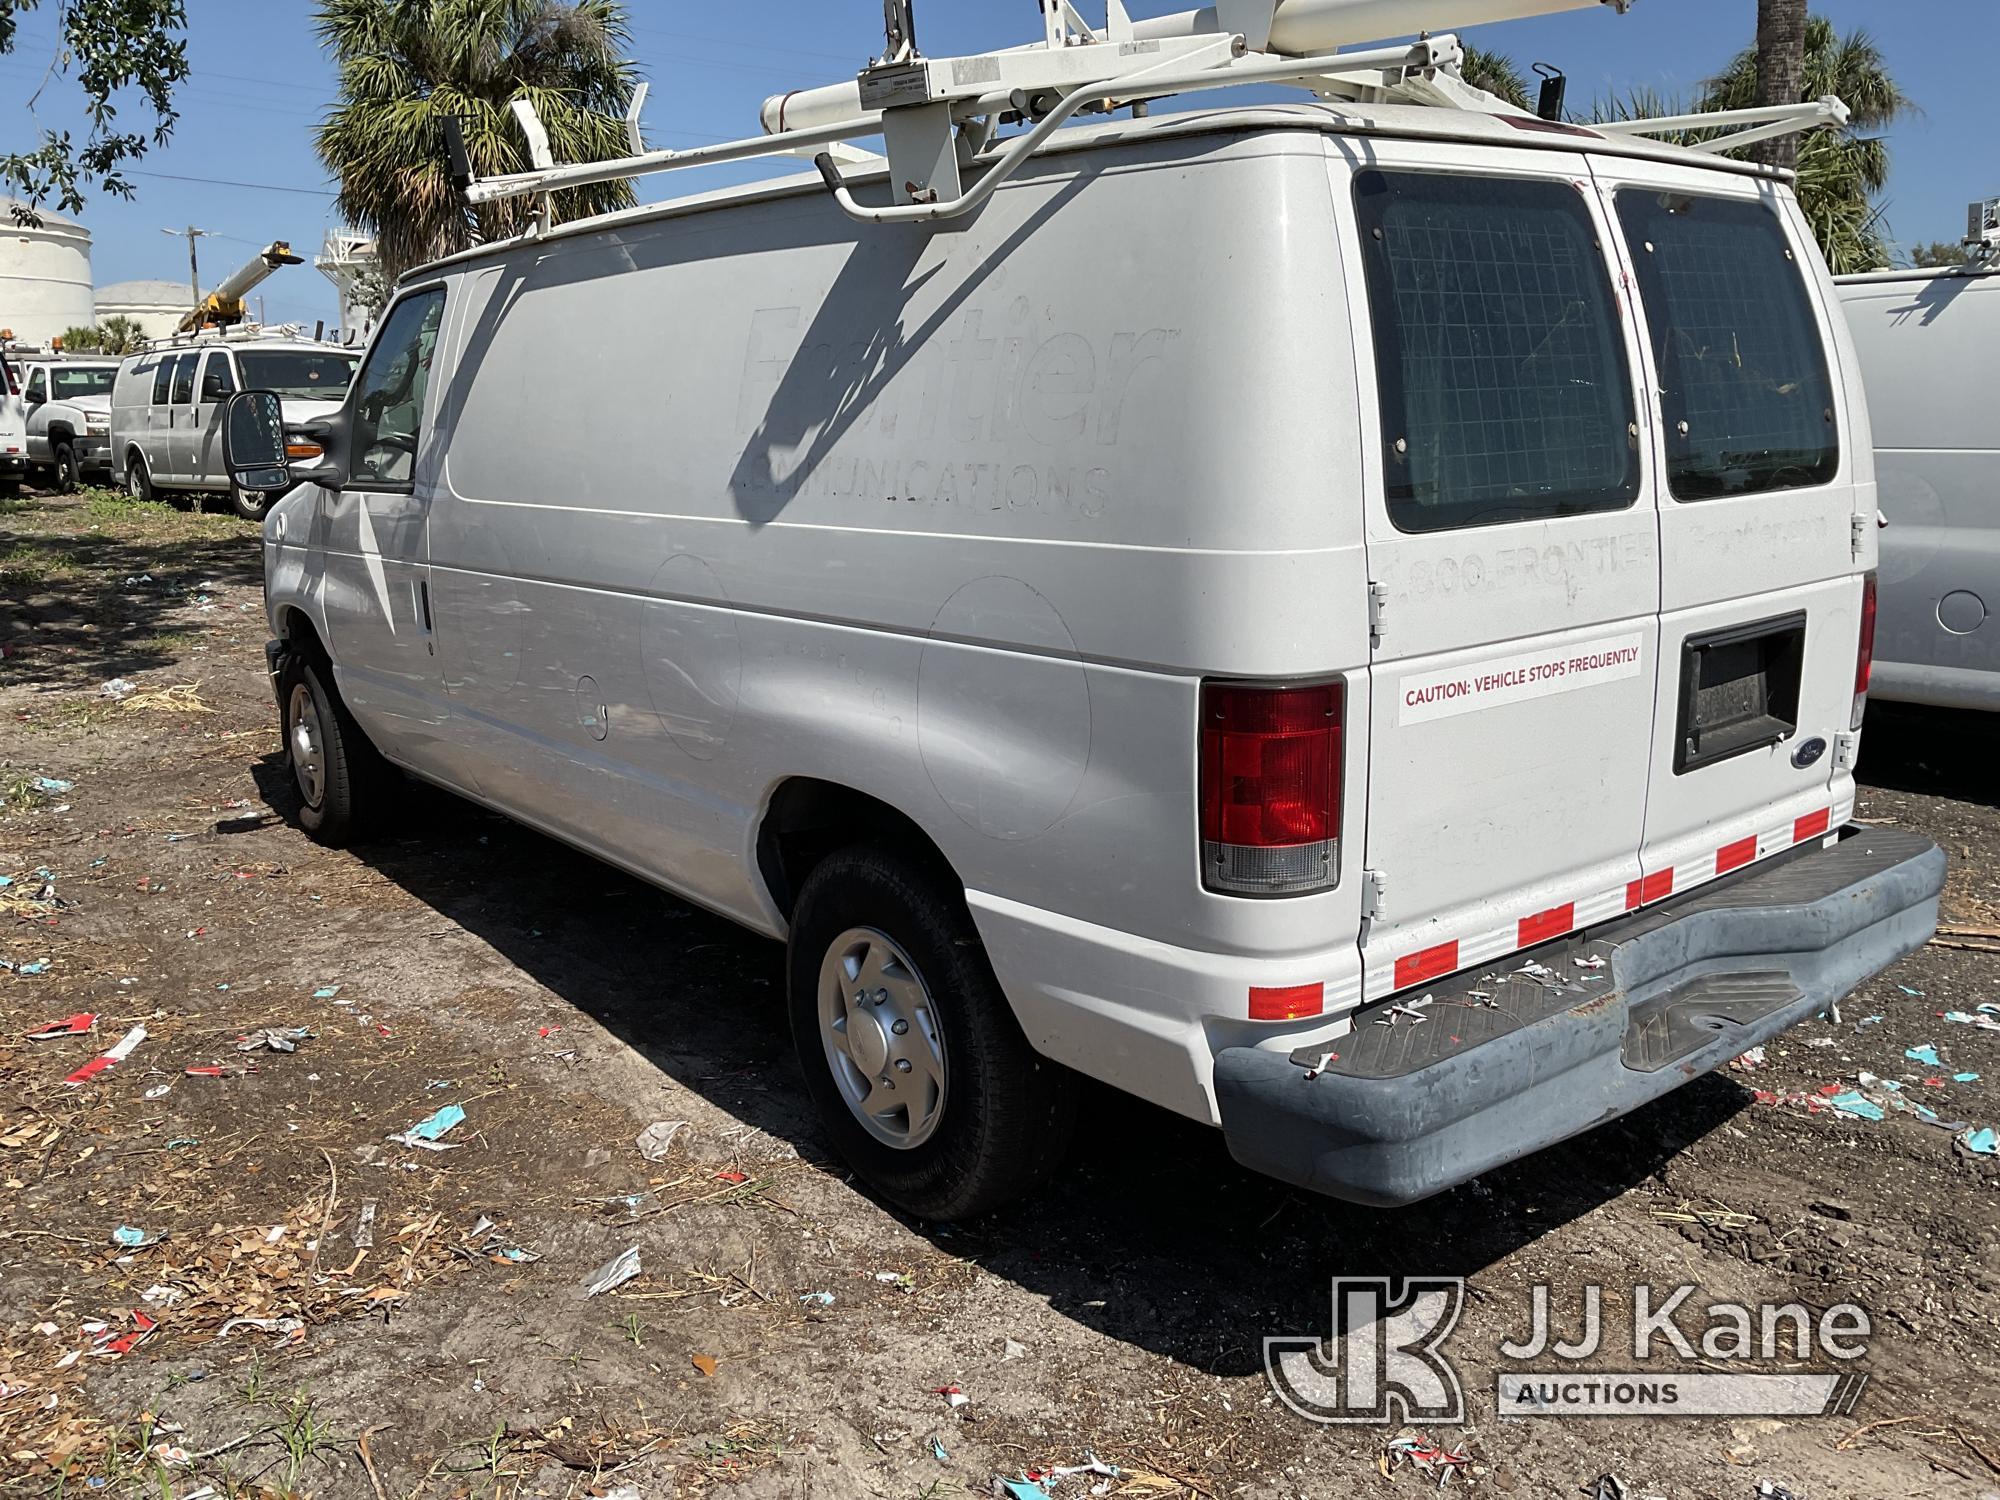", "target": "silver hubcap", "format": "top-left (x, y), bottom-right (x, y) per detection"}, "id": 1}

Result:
top-left (129, 468), bottom-right (144, 497)
top-left (288, 683), bottom-right (326, 807)
top-left (818, 927), bottom-right (946, 1150)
